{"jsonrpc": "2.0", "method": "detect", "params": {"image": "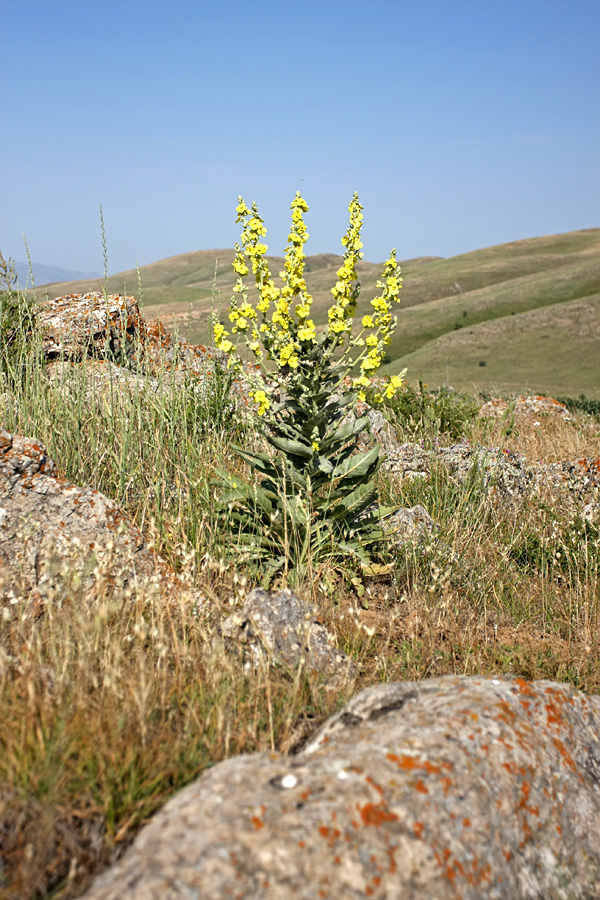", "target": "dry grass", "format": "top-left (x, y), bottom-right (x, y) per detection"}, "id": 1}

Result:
top-left (472, 407), bottom-right (600, 463)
